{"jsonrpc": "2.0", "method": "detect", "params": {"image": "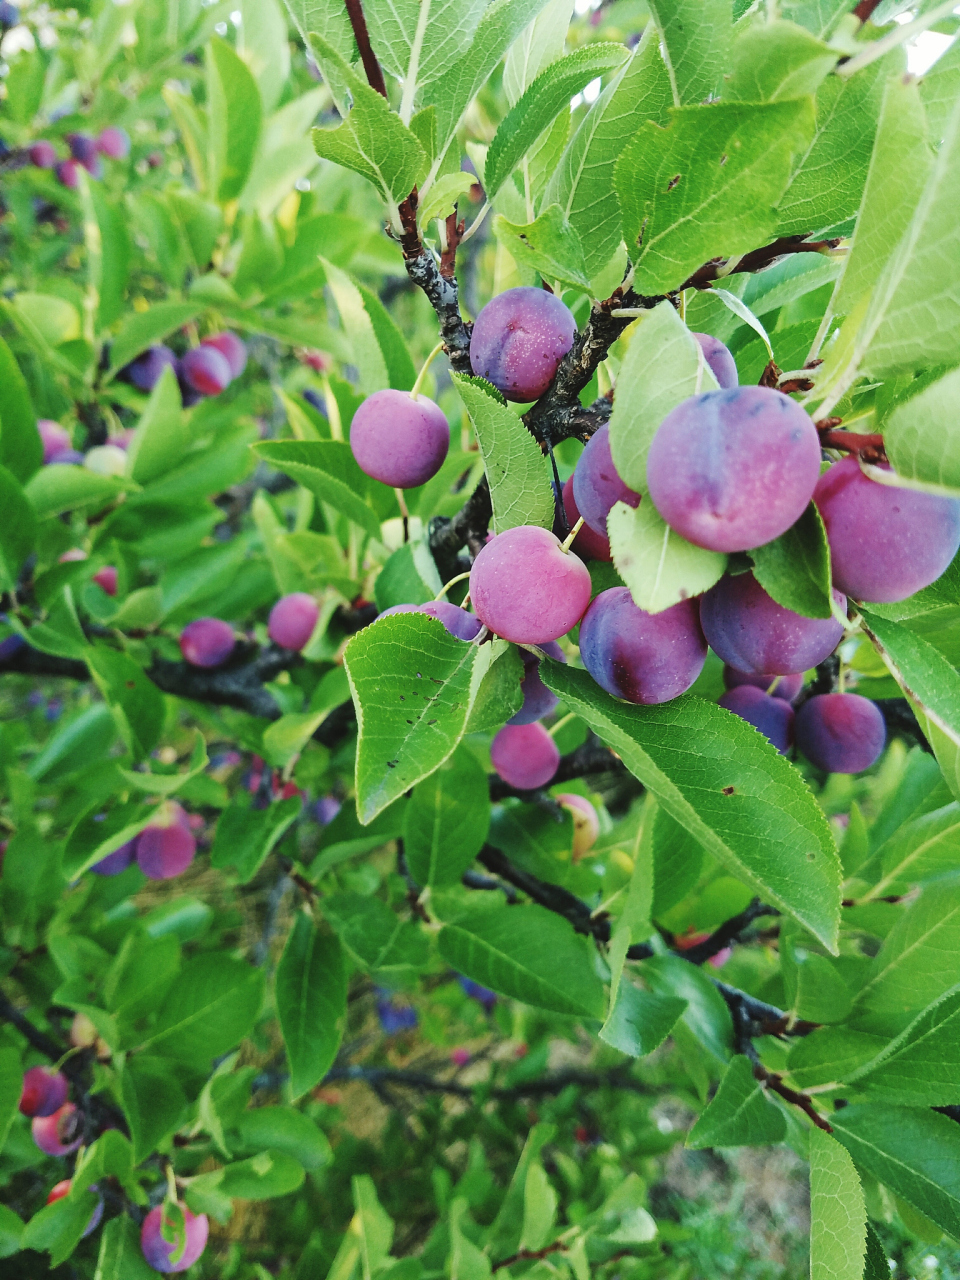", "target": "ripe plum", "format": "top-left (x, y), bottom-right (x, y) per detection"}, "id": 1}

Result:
top-left (349, 389), bottom-right (449, 488)
top-left (572, 424), bottom-right (640, 536)
top-left (508, 640), bottom-right (565, 724)
top-left (718, 685), bottom-right (795, 753)
top-left (469, 526), bottom-right (591, 644)
top-left (469, 286), bottom-right (577, 402)
top-left (140, 1203), bottom-right (209, 1273)
top-left (179, 617), bottom-right (235, 667)
top-left (490, 722), bottom-right (560, 790)
top-left (700, 573), bottom-right (844, 675)
top-left (268, 593), bottom-right (319, 651)
top-left (795, 693), bottom-right (886, 773)
top-left (579, 588), bottom-right (707, 704)
top-left (562, 477), bottom-right (611, 561)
